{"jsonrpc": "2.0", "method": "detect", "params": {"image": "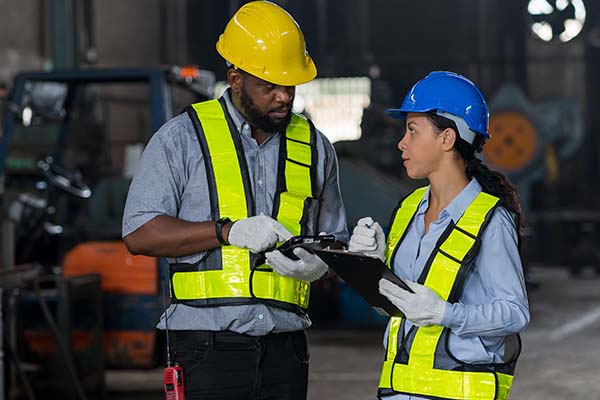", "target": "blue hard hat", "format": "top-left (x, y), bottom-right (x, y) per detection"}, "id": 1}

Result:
top-left (387, 71), bottom-right (490, 142)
